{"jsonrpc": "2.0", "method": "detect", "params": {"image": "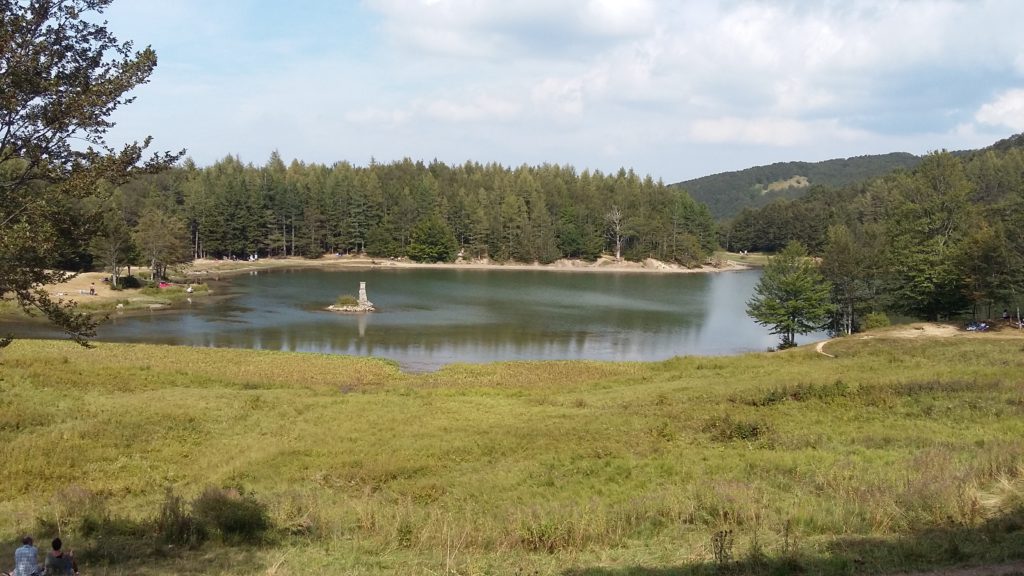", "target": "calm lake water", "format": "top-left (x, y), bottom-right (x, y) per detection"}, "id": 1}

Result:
top-left (19, 268), bottom-right (826, 371)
